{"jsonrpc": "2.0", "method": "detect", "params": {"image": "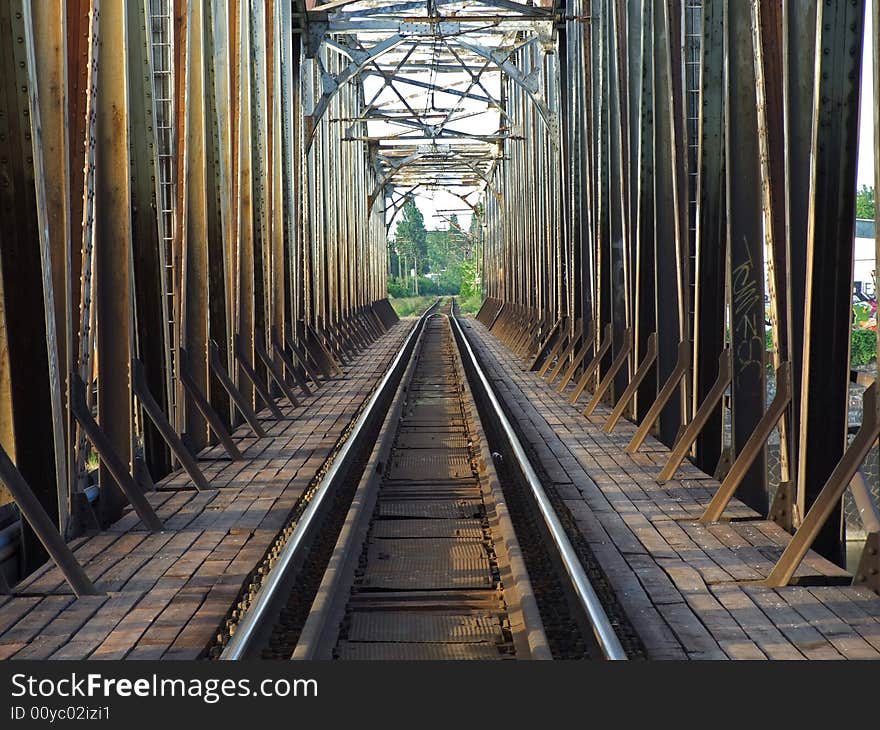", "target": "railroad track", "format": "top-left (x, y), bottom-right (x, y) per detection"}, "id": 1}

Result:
top-left (219, 301), bottom-right (627, 661)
